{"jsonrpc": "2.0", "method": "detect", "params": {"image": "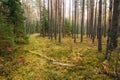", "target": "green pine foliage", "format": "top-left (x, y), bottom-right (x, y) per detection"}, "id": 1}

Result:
top-left (0, 18), bottom-right (14, 56)
top-left (64, 19), bottom-right (72, 36)
top-left (7, 0), bottom-right (27, 44)
top-left (40, 8), bottom-right (48, 35)
top-left (0, 0), bottom-right (28, 56)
